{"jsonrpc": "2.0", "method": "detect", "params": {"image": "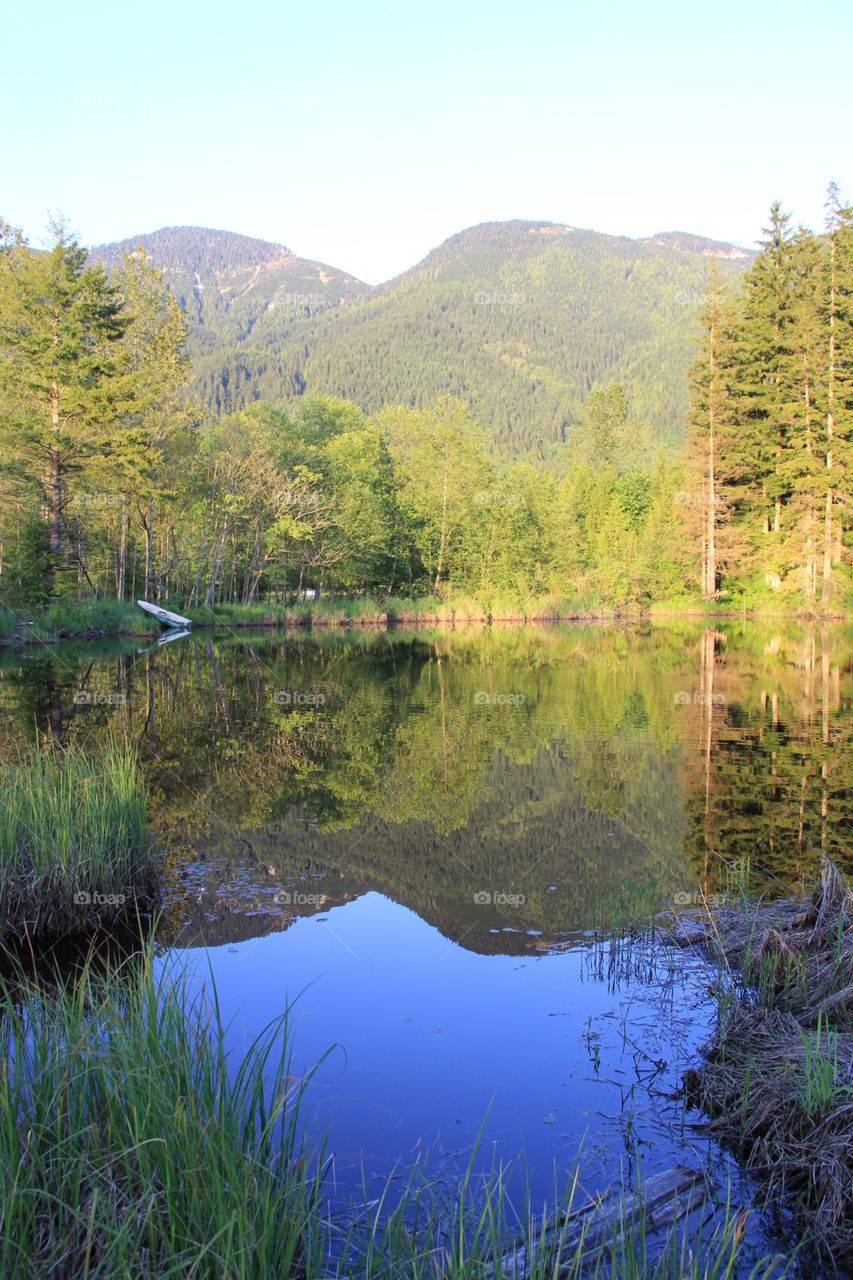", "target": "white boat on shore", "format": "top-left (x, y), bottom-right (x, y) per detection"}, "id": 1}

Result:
top-left (137, 600), bottom-right (192, 630)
